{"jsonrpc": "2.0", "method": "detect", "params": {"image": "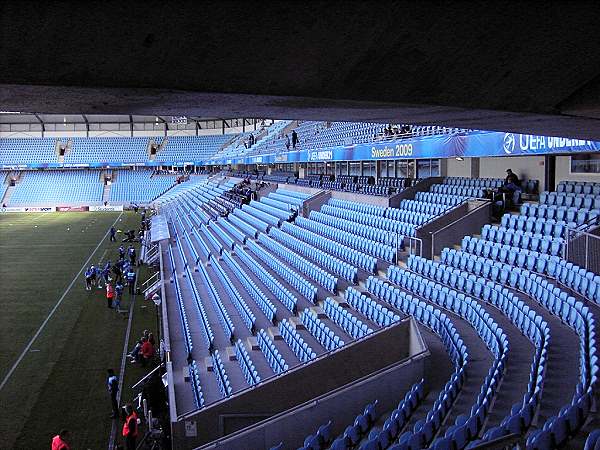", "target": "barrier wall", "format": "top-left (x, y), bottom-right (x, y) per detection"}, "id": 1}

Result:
top-left (172, 318), bottom-right (426, 449)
